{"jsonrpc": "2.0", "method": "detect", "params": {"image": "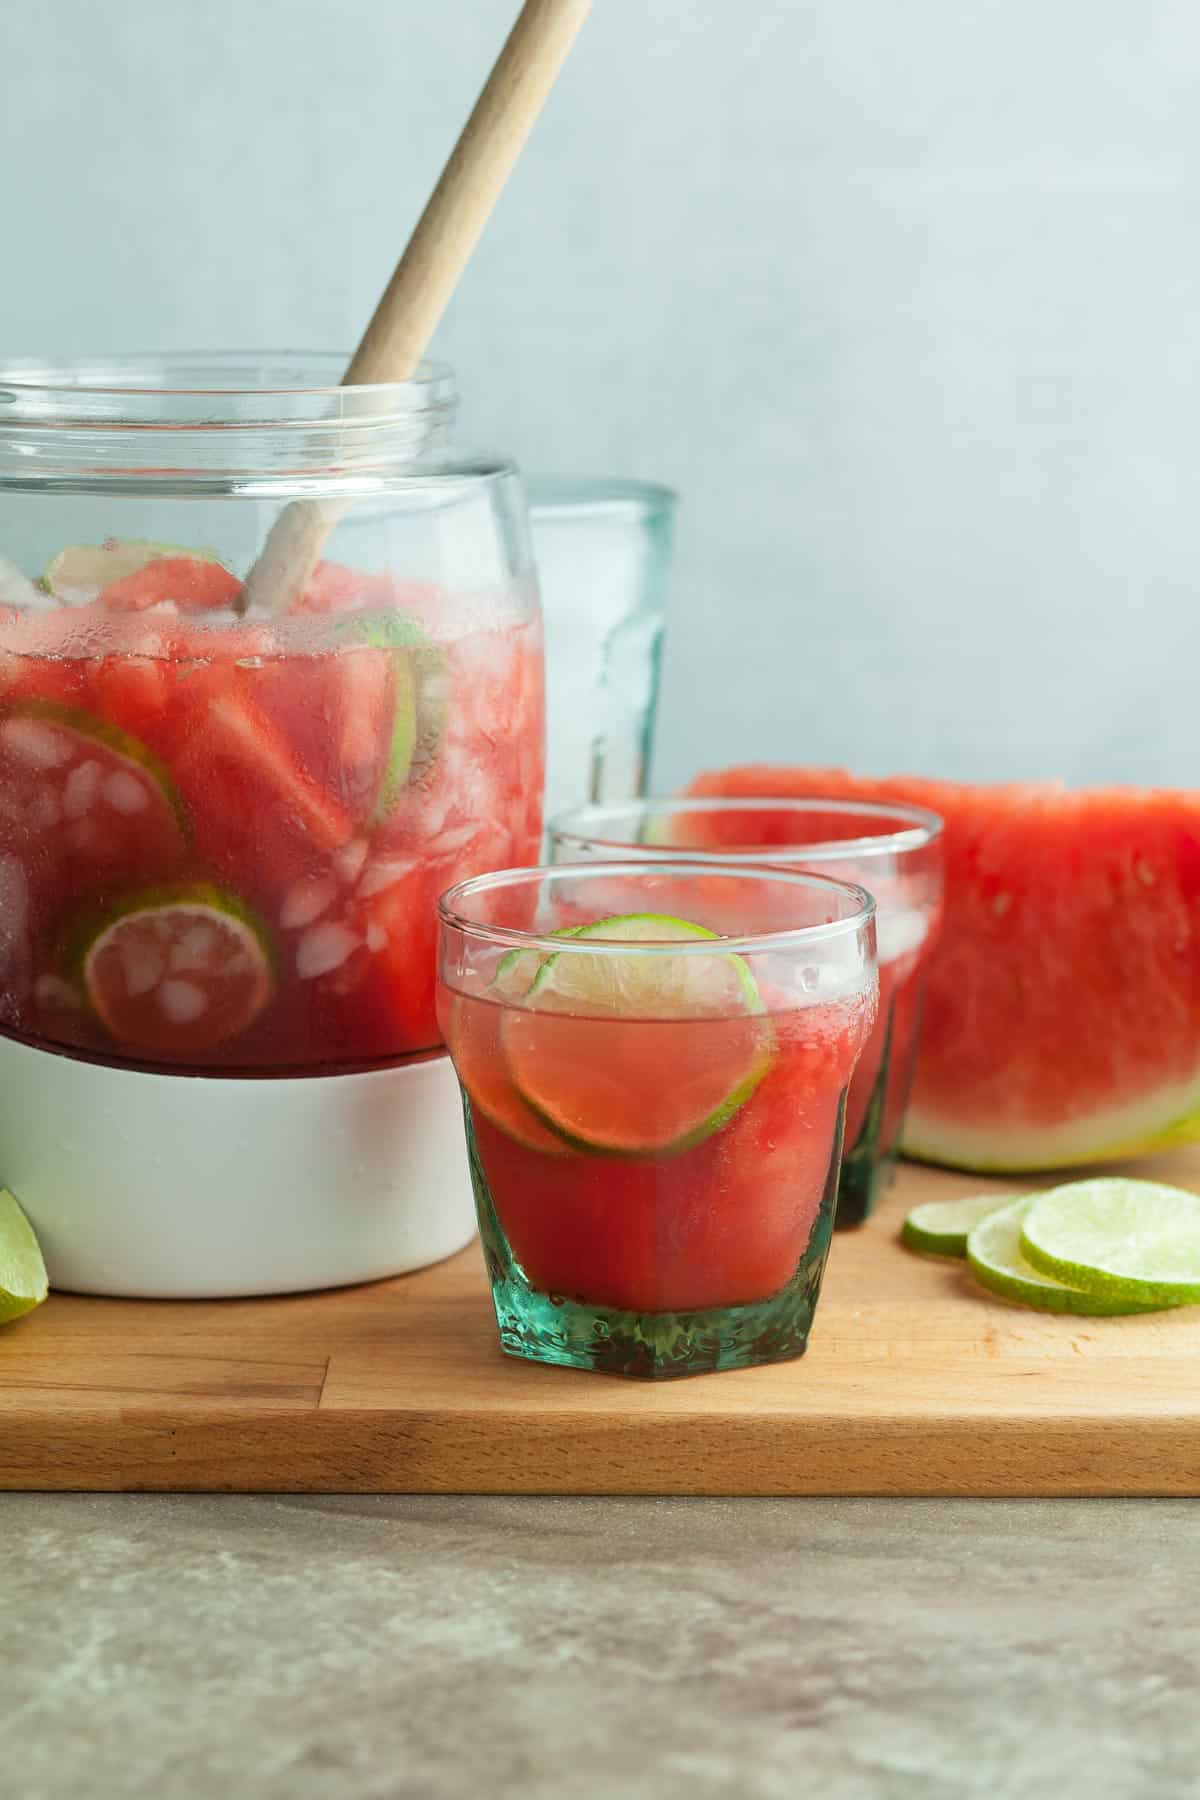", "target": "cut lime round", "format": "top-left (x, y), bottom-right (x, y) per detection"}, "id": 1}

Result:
top-left (76, 881), bottom-right (273, 1057)
top-left (503, 913), bottom-right (772, 1157)
top-left (1020, 1179), bottom-right (1200, 1306)
top-left (43, 540), bottom-right (219, 605)
top-left (493, 924), bottom-right (586, 1003)
top-left (445, 991), bottom-right (572, 1159)
top-left (0, 1189), bottom-right (48, 1326)
top-left (901, 1192), bottom-right (1020, 1259)
top-left (0, 696), bottom-right (189, 842)
top-left (526, 913), bottom-right (764, 1016)
top-left (967, 1196), bottom-right (1167, 1315)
